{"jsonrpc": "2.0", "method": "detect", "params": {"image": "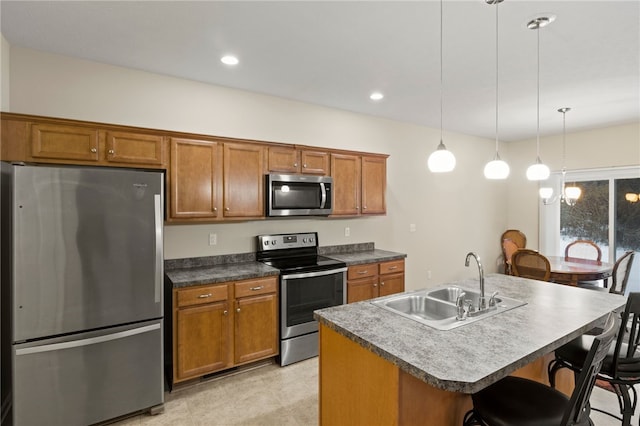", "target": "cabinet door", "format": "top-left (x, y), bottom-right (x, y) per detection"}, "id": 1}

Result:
top-left (361, 156), bottom-right (386, 215)
top-left (105, 131), bottom-right (165, 166)
top-left (234, 292), bottom-right (278, 364)
top-left (170, 138), bottom-right (222, 219)
top-left (300, 150), bottom-right (329, 175)
top-left (268, 146), bottom-right (300, 173)
top-left (331, 153), bottom-right (361, 215)
top-left (379, 273), bottom-right (405, 297)
top-left (347, 276), bottom-right (378, 303)
top-left (31, 123), bottom-right (100, 162)
top-left (223, 143), bottom-right (265, 218)
top-left (176, 301), bottom-right (231, 381)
